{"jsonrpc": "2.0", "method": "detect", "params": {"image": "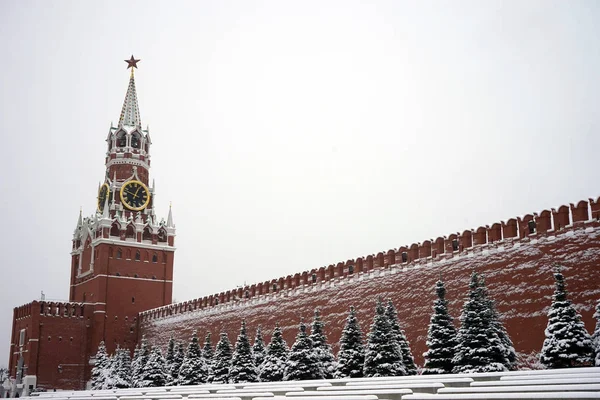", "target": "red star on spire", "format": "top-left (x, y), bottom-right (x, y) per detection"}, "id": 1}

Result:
top-left (125, 55), bottom-right (140, 69)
